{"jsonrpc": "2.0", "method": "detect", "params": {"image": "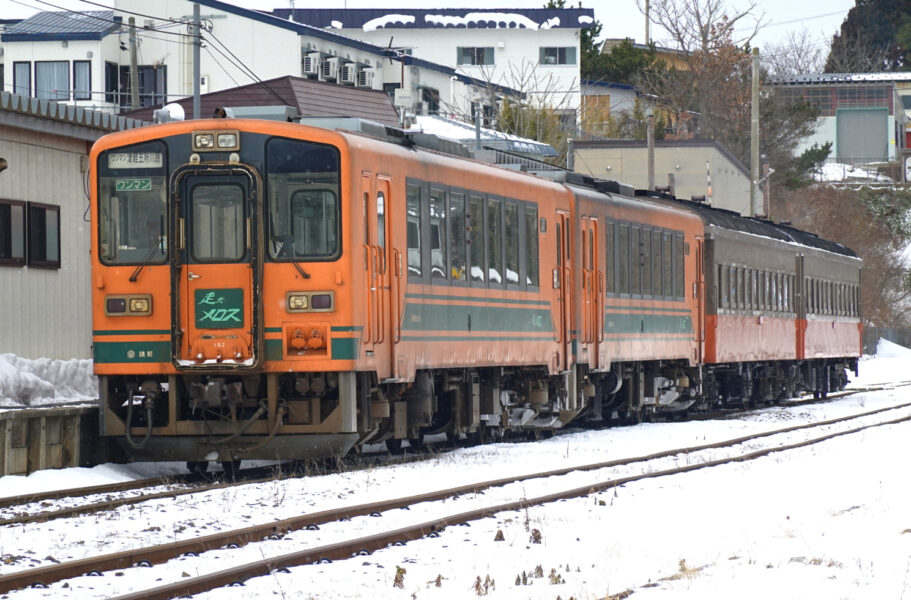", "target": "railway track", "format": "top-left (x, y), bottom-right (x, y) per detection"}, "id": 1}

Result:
top-left (1, 382), bottom-right (893, 527)
top-left (2, 396), bottom-right (910, 598)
